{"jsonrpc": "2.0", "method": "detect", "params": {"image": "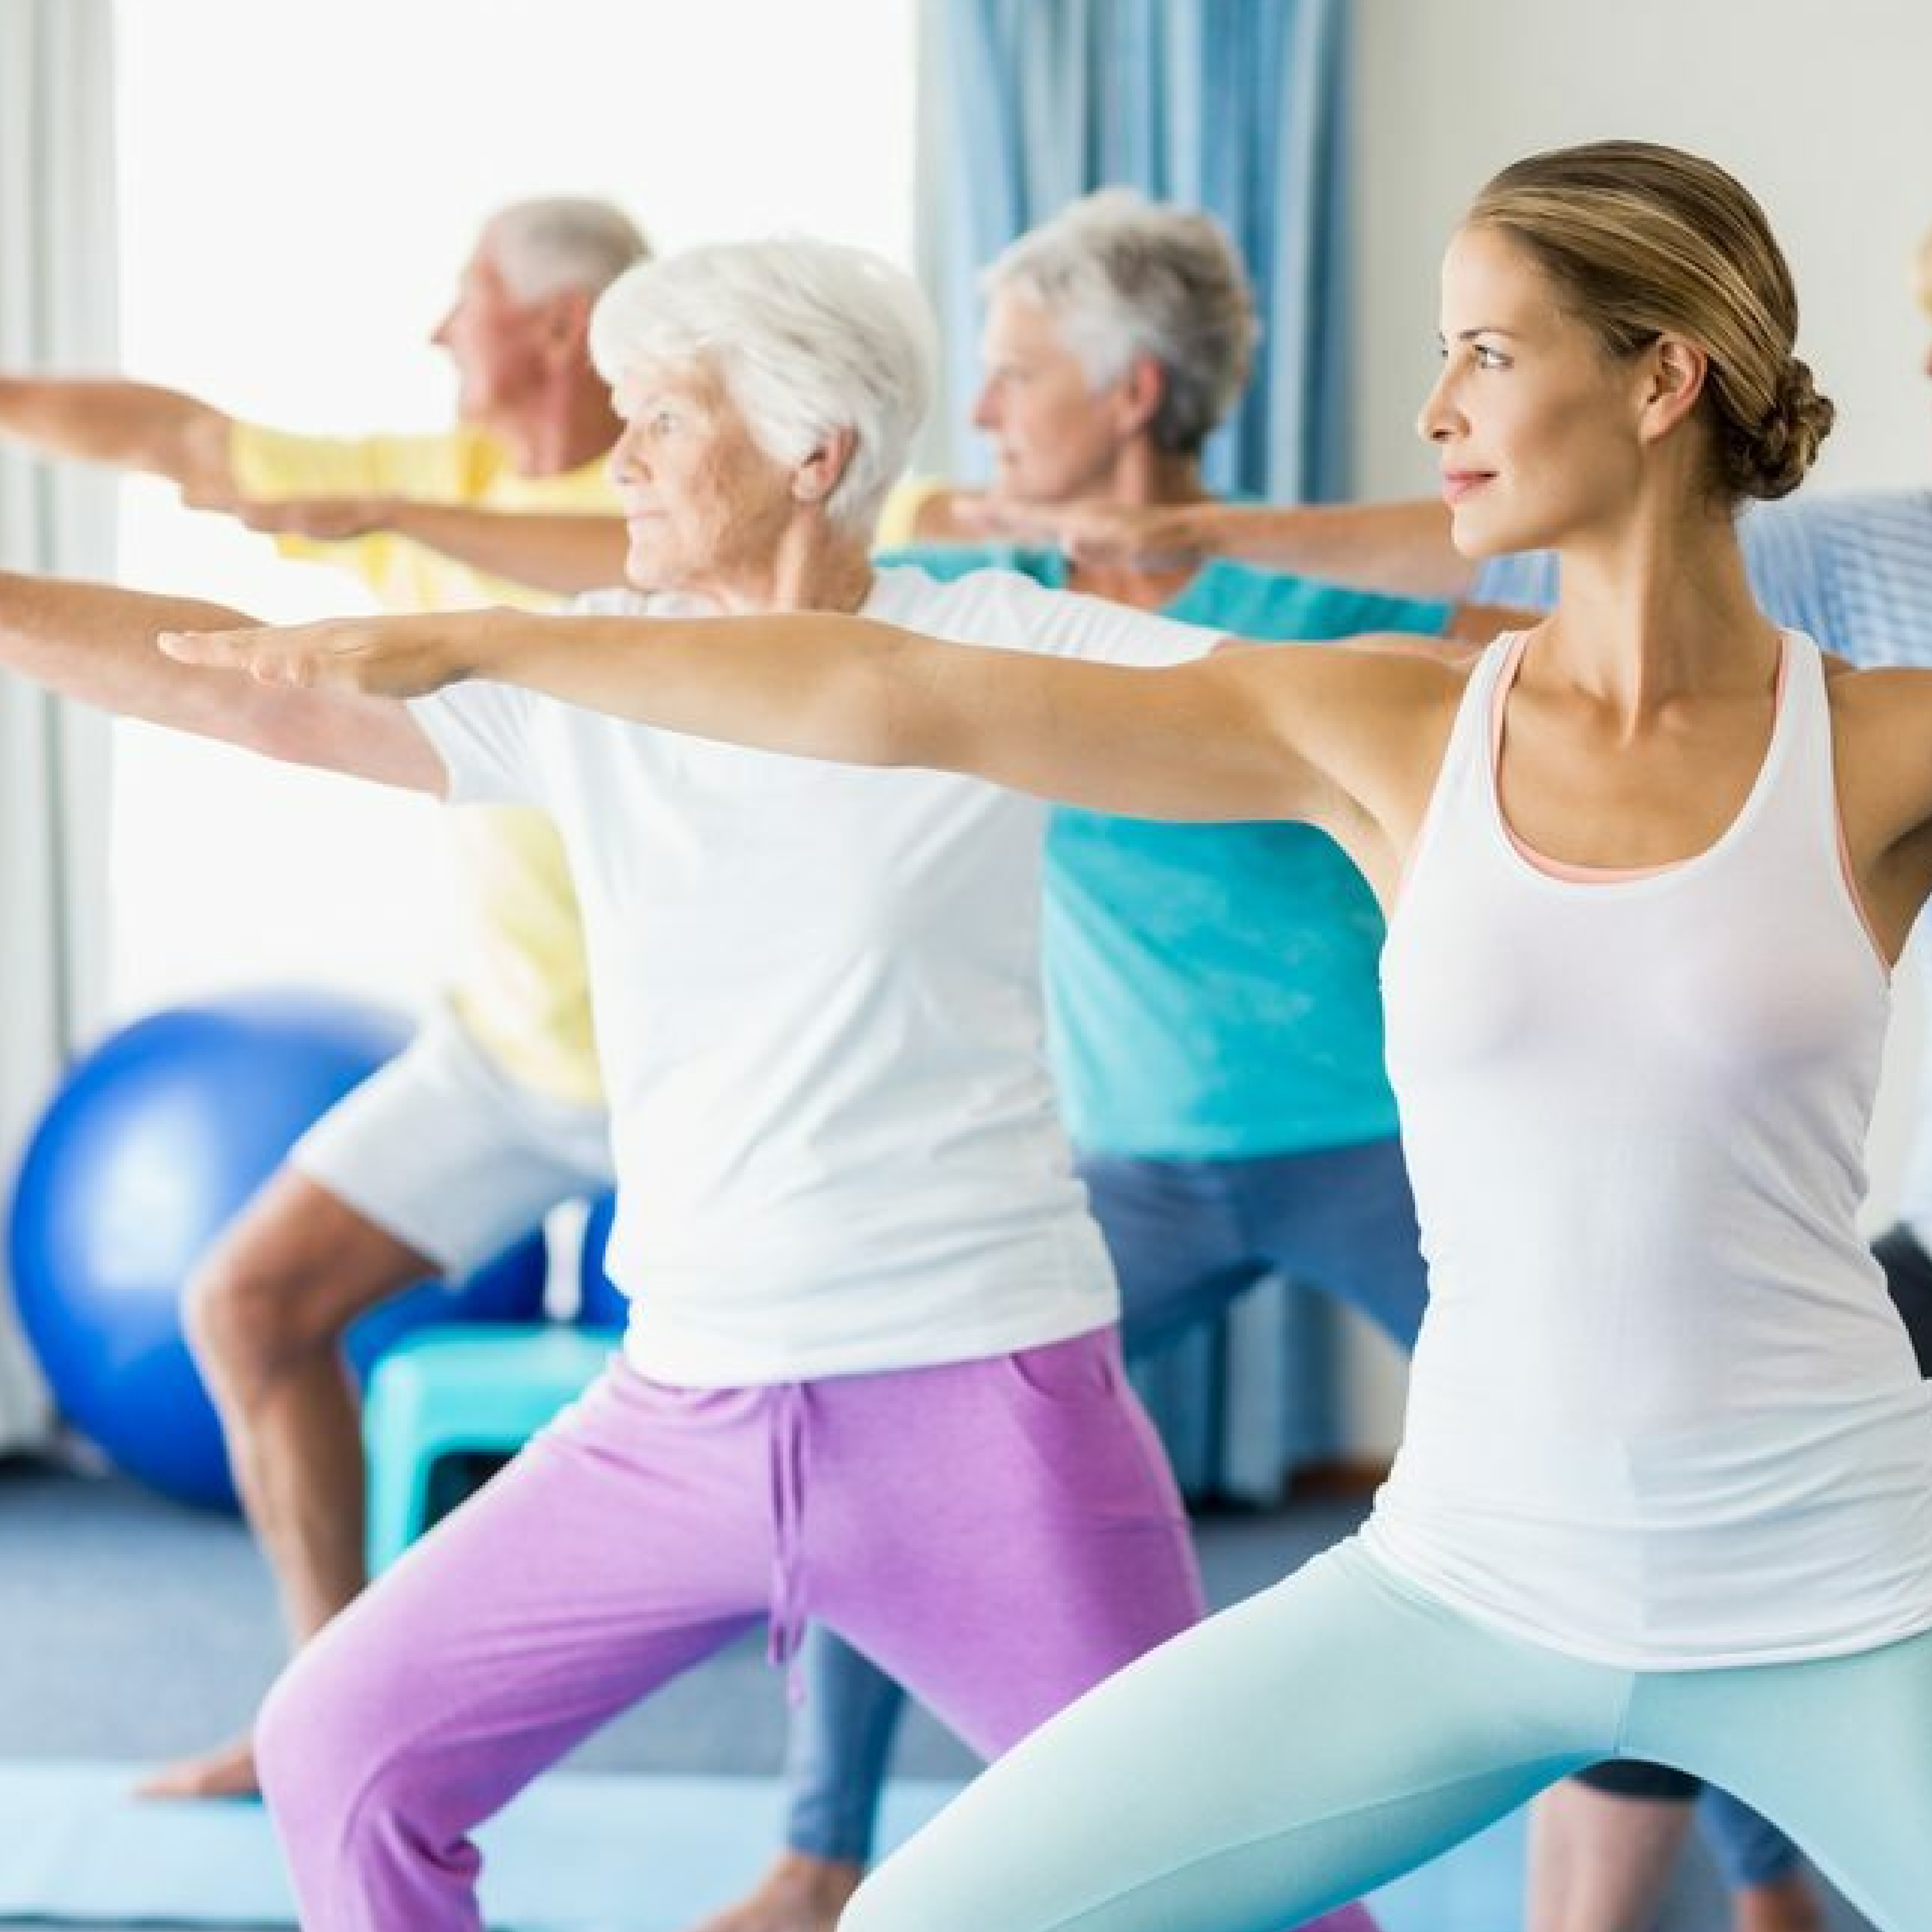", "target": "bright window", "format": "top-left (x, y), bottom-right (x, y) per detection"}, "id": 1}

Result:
top-left (108, 0), bottom-right (917, 1016)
